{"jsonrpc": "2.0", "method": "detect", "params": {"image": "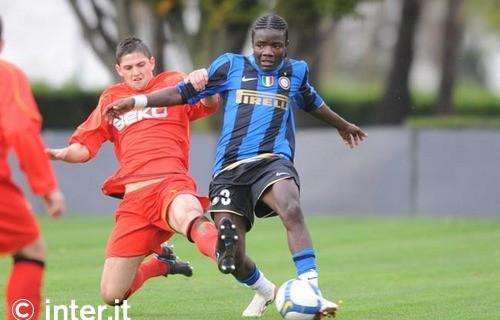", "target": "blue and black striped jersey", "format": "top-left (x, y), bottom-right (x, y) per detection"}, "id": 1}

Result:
top-left (177, 53), bottom-right (325, 175)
